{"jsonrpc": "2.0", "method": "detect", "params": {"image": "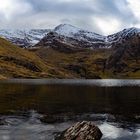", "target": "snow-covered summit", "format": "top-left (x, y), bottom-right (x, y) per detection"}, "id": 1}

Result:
top-left (107, 27), bottom-right (140, 46)
top-left (38, 24), bottom-right (140, 49)
top-left (55, 24), bottom-right (140, 41)
top-left (54, 24), bottom-right (106, 42)
top-left (54, 24), bottom-right (81, 37)
top-left (0, 29), bottom-right (50, 47)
